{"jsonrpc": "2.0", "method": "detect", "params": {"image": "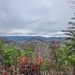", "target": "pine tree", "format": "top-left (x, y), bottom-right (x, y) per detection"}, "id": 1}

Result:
top-left (62, 14), bottom-right (75, 51)
top-left (62, 14), bottom-right (75, 75)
